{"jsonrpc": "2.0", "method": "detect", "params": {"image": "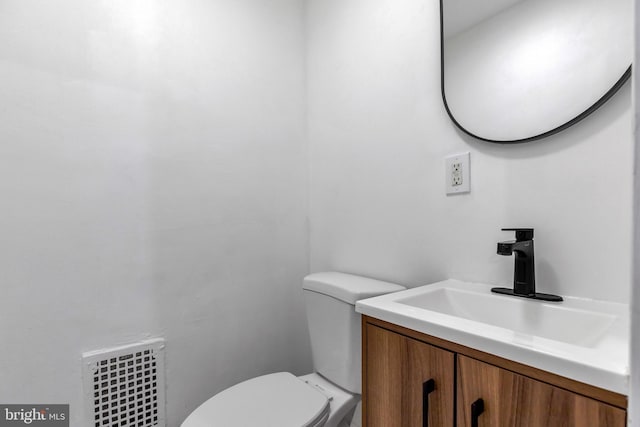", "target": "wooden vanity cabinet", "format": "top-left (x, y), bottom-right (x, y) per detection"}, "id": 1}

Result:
top-left (457, 355), bottom-right (626, 427)
top-left (365, 323), bottom-right (455, 426)
top-left (362, 316), bottom-right (627, 427)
